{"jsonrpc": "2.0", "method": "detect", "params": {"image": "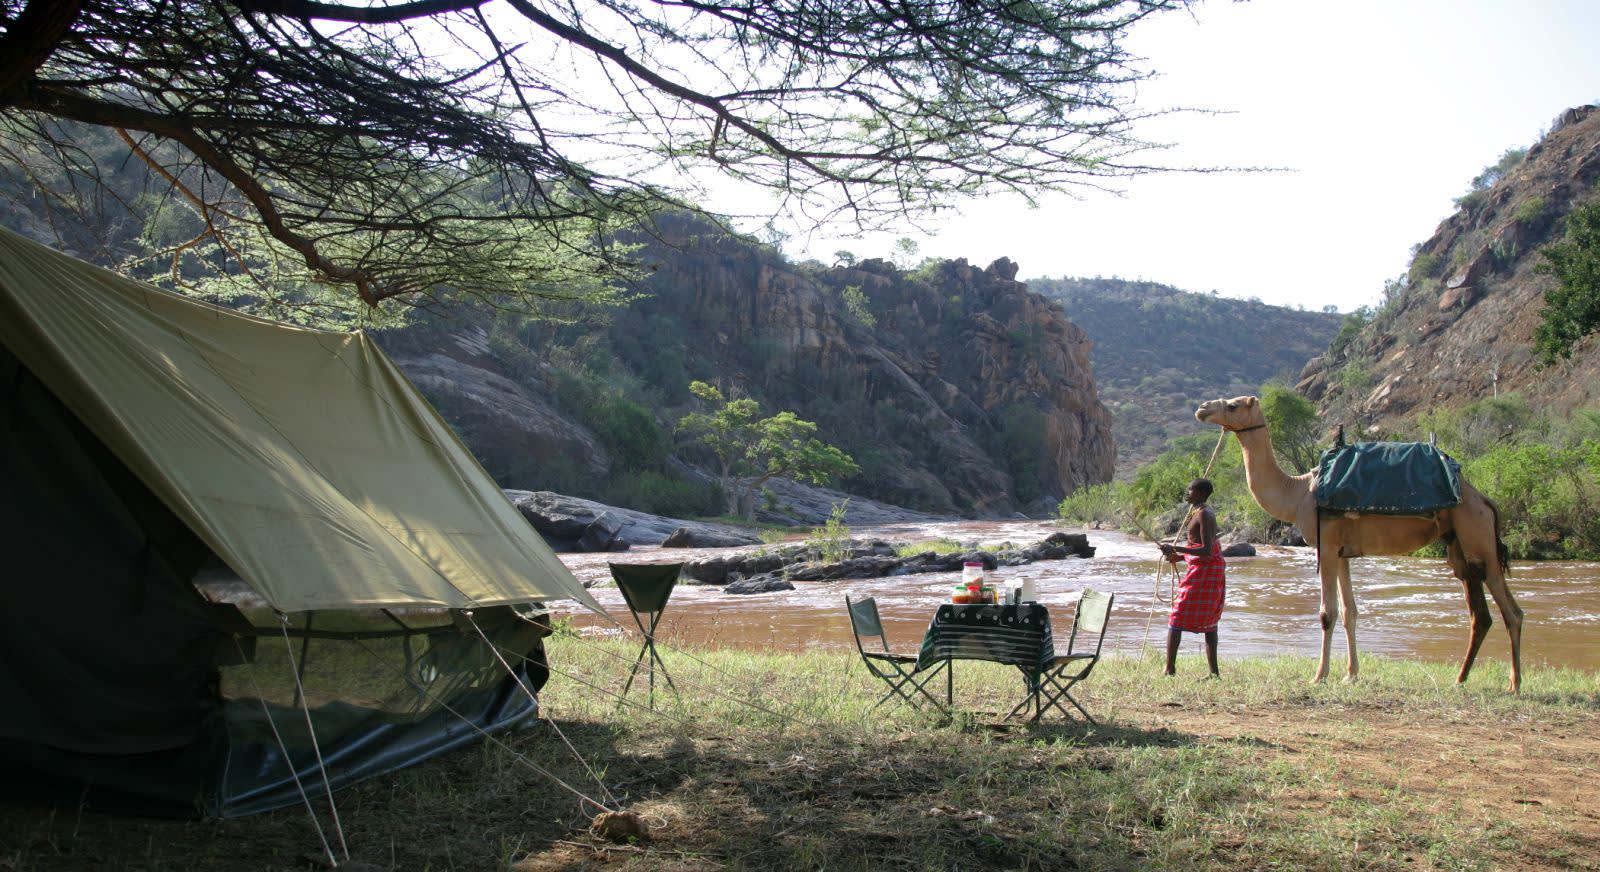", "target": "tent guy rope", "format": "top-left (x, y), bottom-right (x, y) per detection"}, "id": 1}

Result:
top-left (279, 614), bottom-right (352, 865)
top-left (464, 611), bottom-right (620, 809)
top-left (233, 636), bottom-right (341, 869)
